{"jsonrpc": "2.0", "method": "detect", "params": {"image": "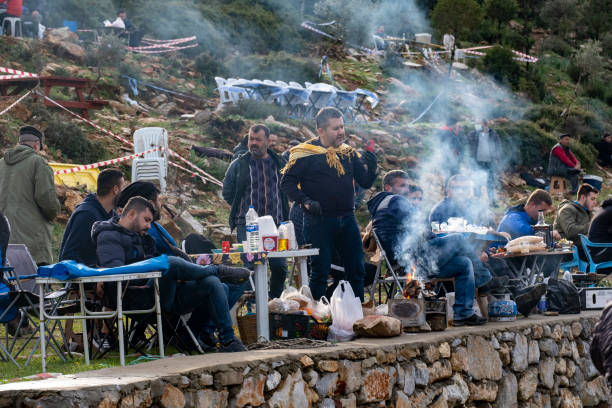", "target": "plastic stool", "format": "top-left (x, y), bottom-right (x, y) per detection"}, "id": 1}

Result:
top-left (2, 17), bottom-right (22, 37)
top-left (549, 176), bottom-right (570, 195)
